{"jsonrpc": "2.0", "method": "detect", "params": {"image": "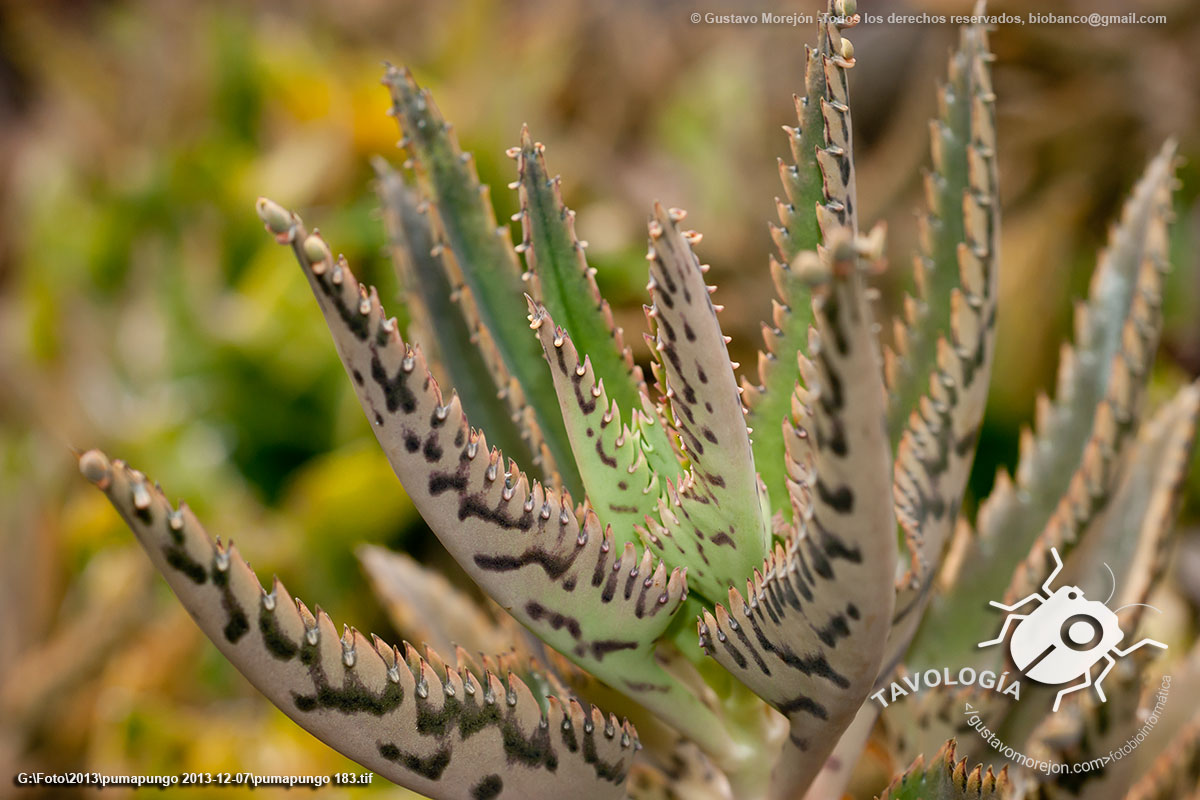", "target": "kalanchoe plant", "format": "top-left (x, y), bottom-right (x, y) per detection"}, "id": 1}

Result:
top-left (78, 1), bottom-right (1200, 798)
